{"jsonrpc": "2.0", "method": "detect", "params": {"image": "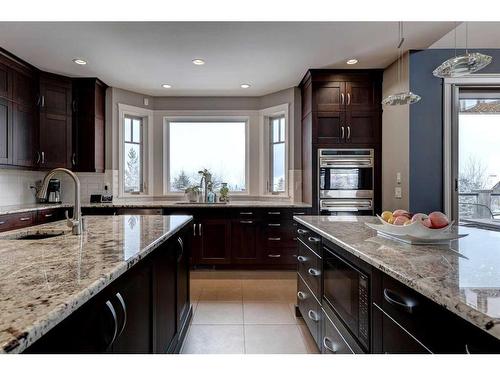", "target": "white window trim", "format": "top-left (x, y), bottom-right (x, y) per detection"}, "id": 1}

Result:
top-left (443, 74), bottom-right (500, 219)
top-left (162, 113), bottom-right (251, 196)
top-left (259, 103), bottom-right (290, 197)
top-left (118, 103), bottom-right (154, 198)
